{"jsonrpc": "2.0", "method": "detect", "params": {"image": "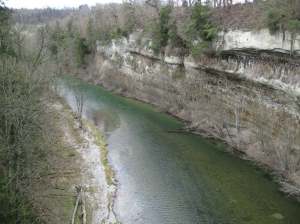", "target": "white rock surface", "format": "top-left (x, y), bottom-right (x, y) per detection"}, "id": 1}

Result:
top-left (214, 29), bottom-right (300, 54)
